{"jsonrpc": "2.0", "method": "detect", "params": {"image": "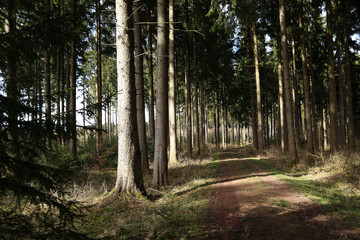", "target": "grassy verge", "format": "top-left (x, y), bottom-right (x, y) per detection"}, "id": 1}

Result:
top-left (79, 156), bottom-right (219, 239)
top-left (249, 156), bottom-right (360, 227)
